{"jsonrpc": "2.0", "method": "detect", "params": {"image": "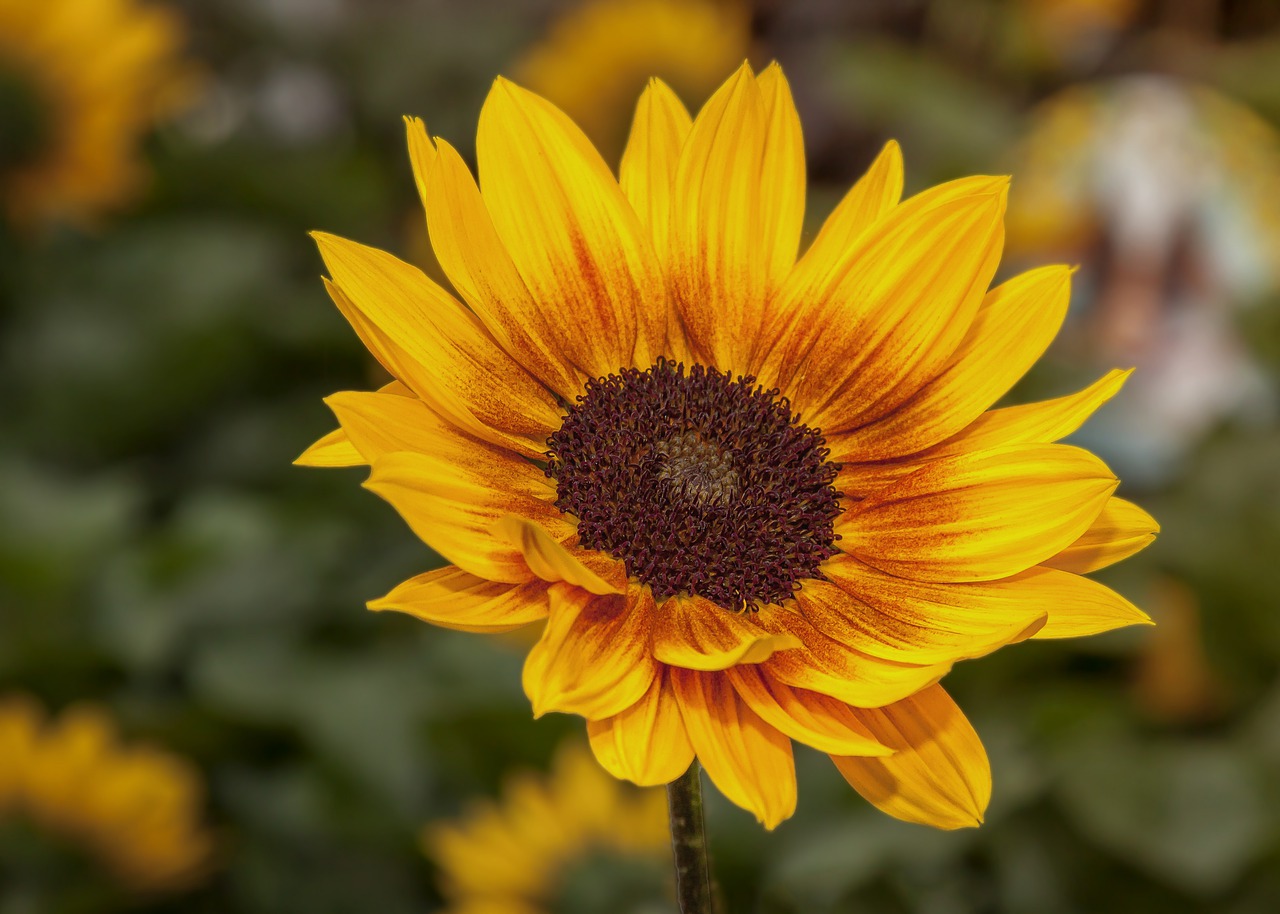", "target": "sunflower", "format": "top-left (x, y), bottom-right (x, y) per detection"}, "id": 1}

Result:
top-left (0, 695), bottom-right (214, 894)
top-left (0, 0), bottom-right (194, 229)
top-left (299, 63), bottom-right (1157, 830)
top-left (427, 741), bottom-right (671, 914)
top-left (513, 0), bottom-right (749, 158)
